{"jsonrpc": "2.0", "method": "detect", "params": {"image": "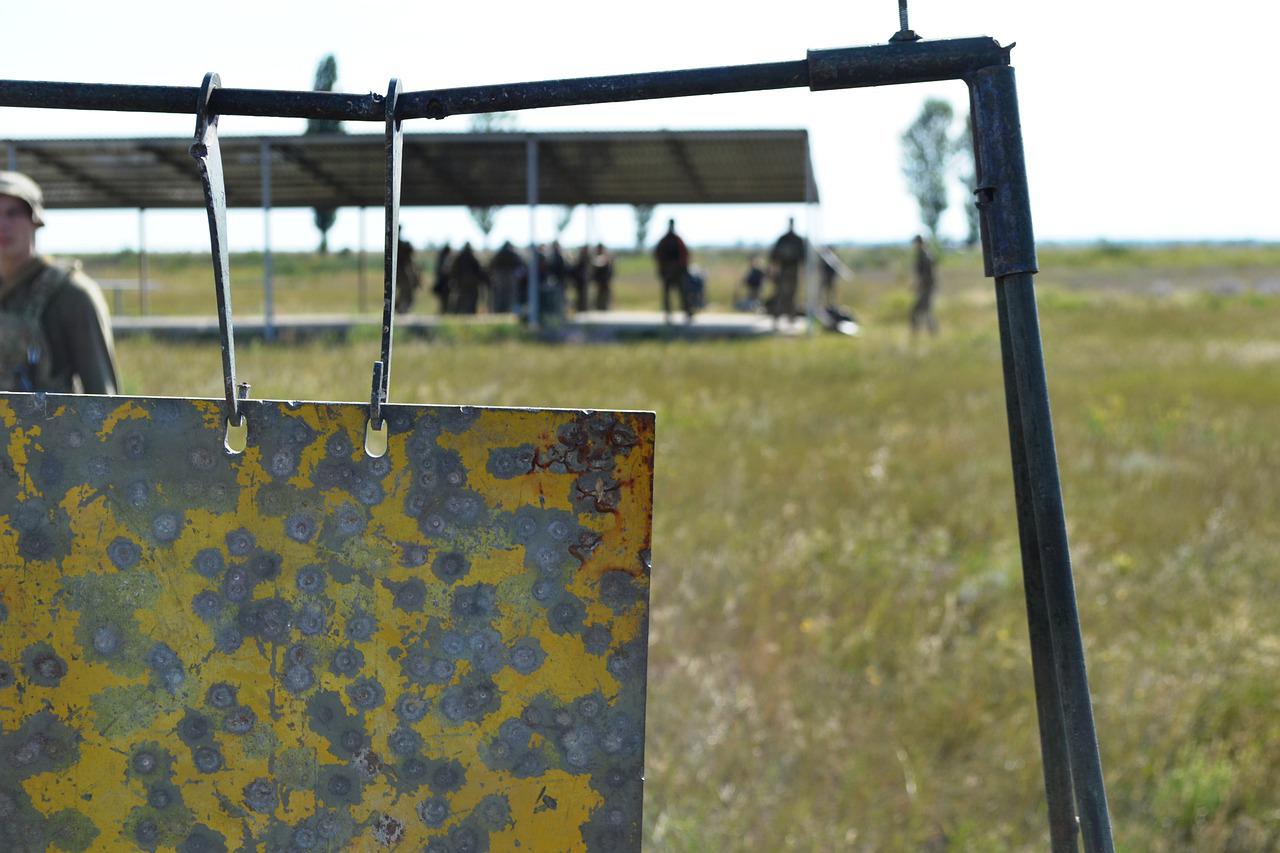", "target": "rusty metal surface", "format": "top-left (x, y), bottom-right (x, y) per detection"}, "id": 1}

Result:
top-left (0, 392), bottom-right (653, 852)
